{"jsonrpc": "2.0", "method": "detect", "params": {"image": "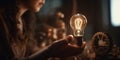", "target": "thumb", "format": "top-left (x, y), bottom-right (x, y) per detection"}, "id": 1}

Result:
top-left (81, 41), bottom-right (86, 48)
top-left (65, 35), bottom-right (74, 43)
